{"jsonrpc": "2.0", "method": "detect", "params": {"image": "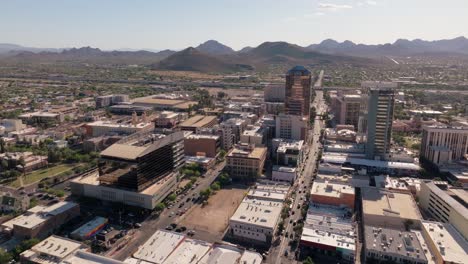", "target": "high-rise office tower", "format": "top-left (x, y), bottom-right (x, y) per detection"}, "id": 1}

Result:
top-left (285, 66), bottom-right (311, 117)
top-left (361, 81), bottom-right (397, 160)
